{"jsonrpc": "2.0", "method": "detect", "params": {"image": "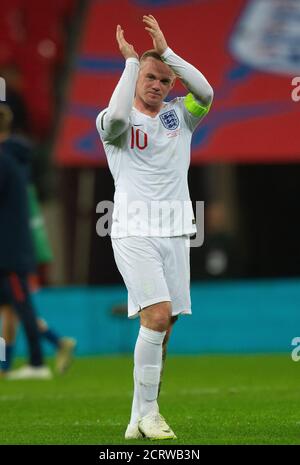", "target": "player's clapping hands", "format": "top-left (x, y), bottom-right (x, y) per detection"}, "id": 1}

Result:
top-left (116, 25), bottom-right (139, 60)
top-left (116, 16), bottom-right (168, 59)
top-left (143, 15), bottom-right (168, 55)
